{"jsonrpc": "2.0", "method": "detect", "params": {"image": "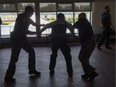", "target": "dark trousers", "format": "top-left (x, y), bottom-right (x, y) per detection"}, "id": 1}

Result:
top-left (5, 35), bottom-right (36, 78)
top-left (49, 42), bottom-right (73, 74)
top-left (97, 29), bottom-right (111, 48)
top-left (79, 38), bottom-right (96, 74)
